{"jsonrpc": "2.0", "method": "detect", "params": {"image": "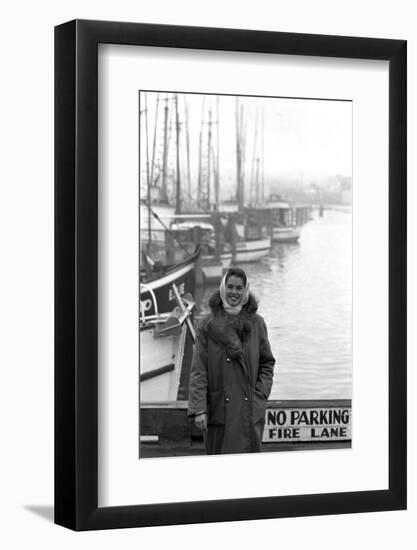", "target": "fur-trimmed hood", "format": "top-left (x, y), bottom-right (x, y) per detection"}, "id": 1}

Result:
top-left (204, 290), bottom-right (259, 359)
